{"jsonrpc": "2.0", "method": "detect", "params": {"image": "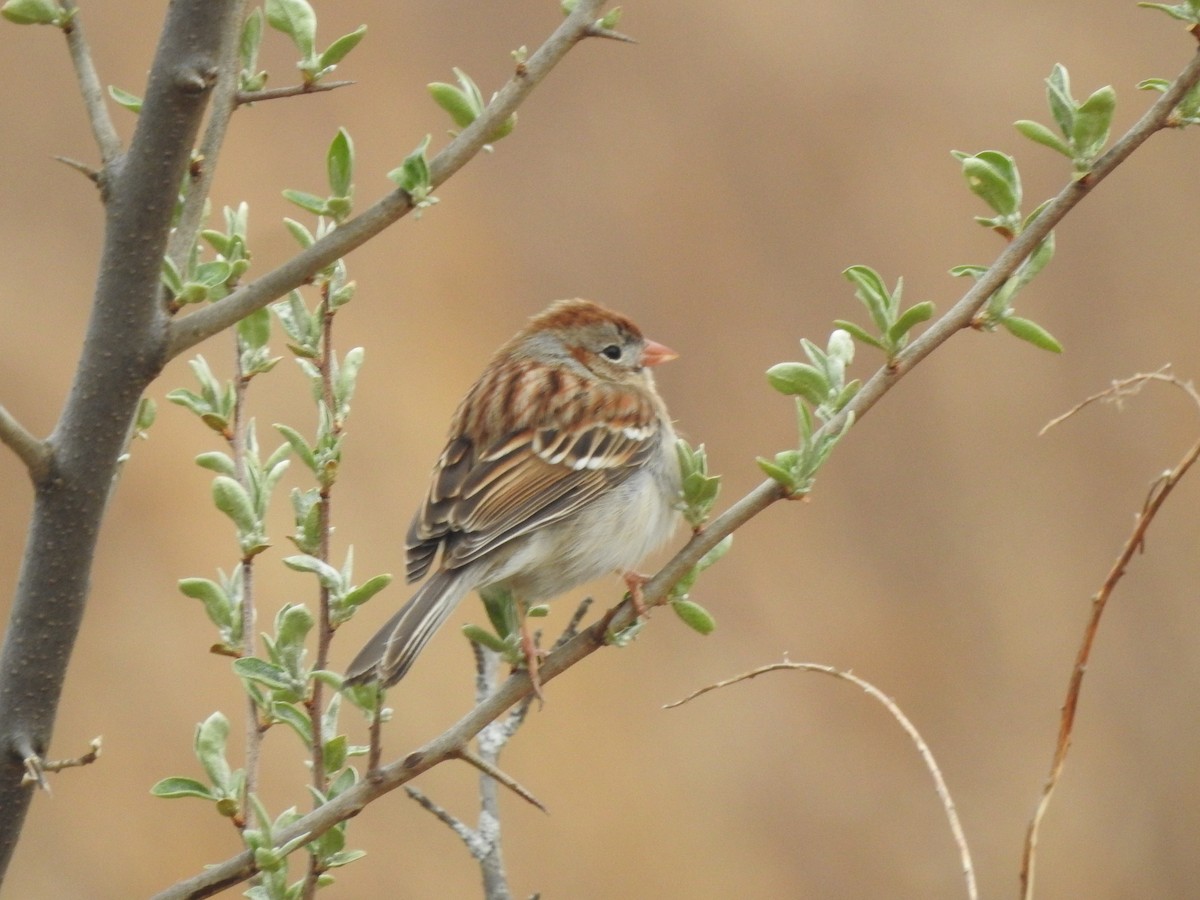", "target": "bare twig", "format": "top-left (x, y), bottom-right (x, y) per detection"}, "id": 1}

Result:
top-left (1038, 366), bottom-right (1198, 434)
top-left (667, 661), bottom-right (977, 900)
top-left (20, 736), bottom-right (102, 789)
top-left (0, 405), bottom-right (50, 482)
top-left (236, 80), bottom-right (354, 105)
top-left (60, 1), bottom-right (121, 166)
top-left (404, 785), bottom-right (487, 853)
top-left (1020, 376), bottom-right (1200, 899)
